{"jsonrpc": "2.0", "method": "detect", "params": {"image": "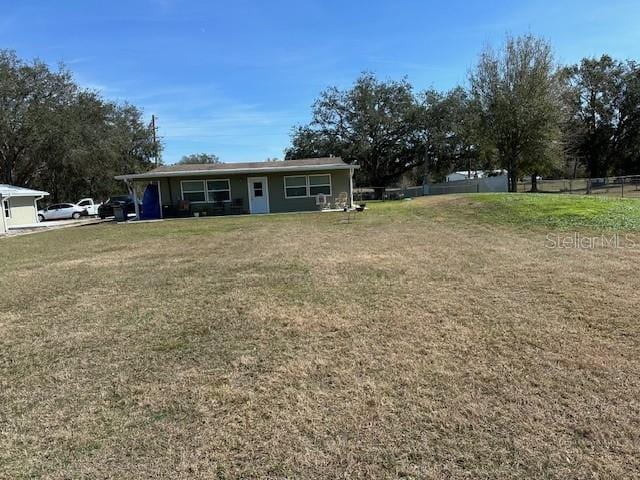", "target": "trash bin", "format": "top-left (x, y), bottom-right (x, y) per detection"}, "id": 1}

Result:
top-left (113, 204), bottom-right (128, 222)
